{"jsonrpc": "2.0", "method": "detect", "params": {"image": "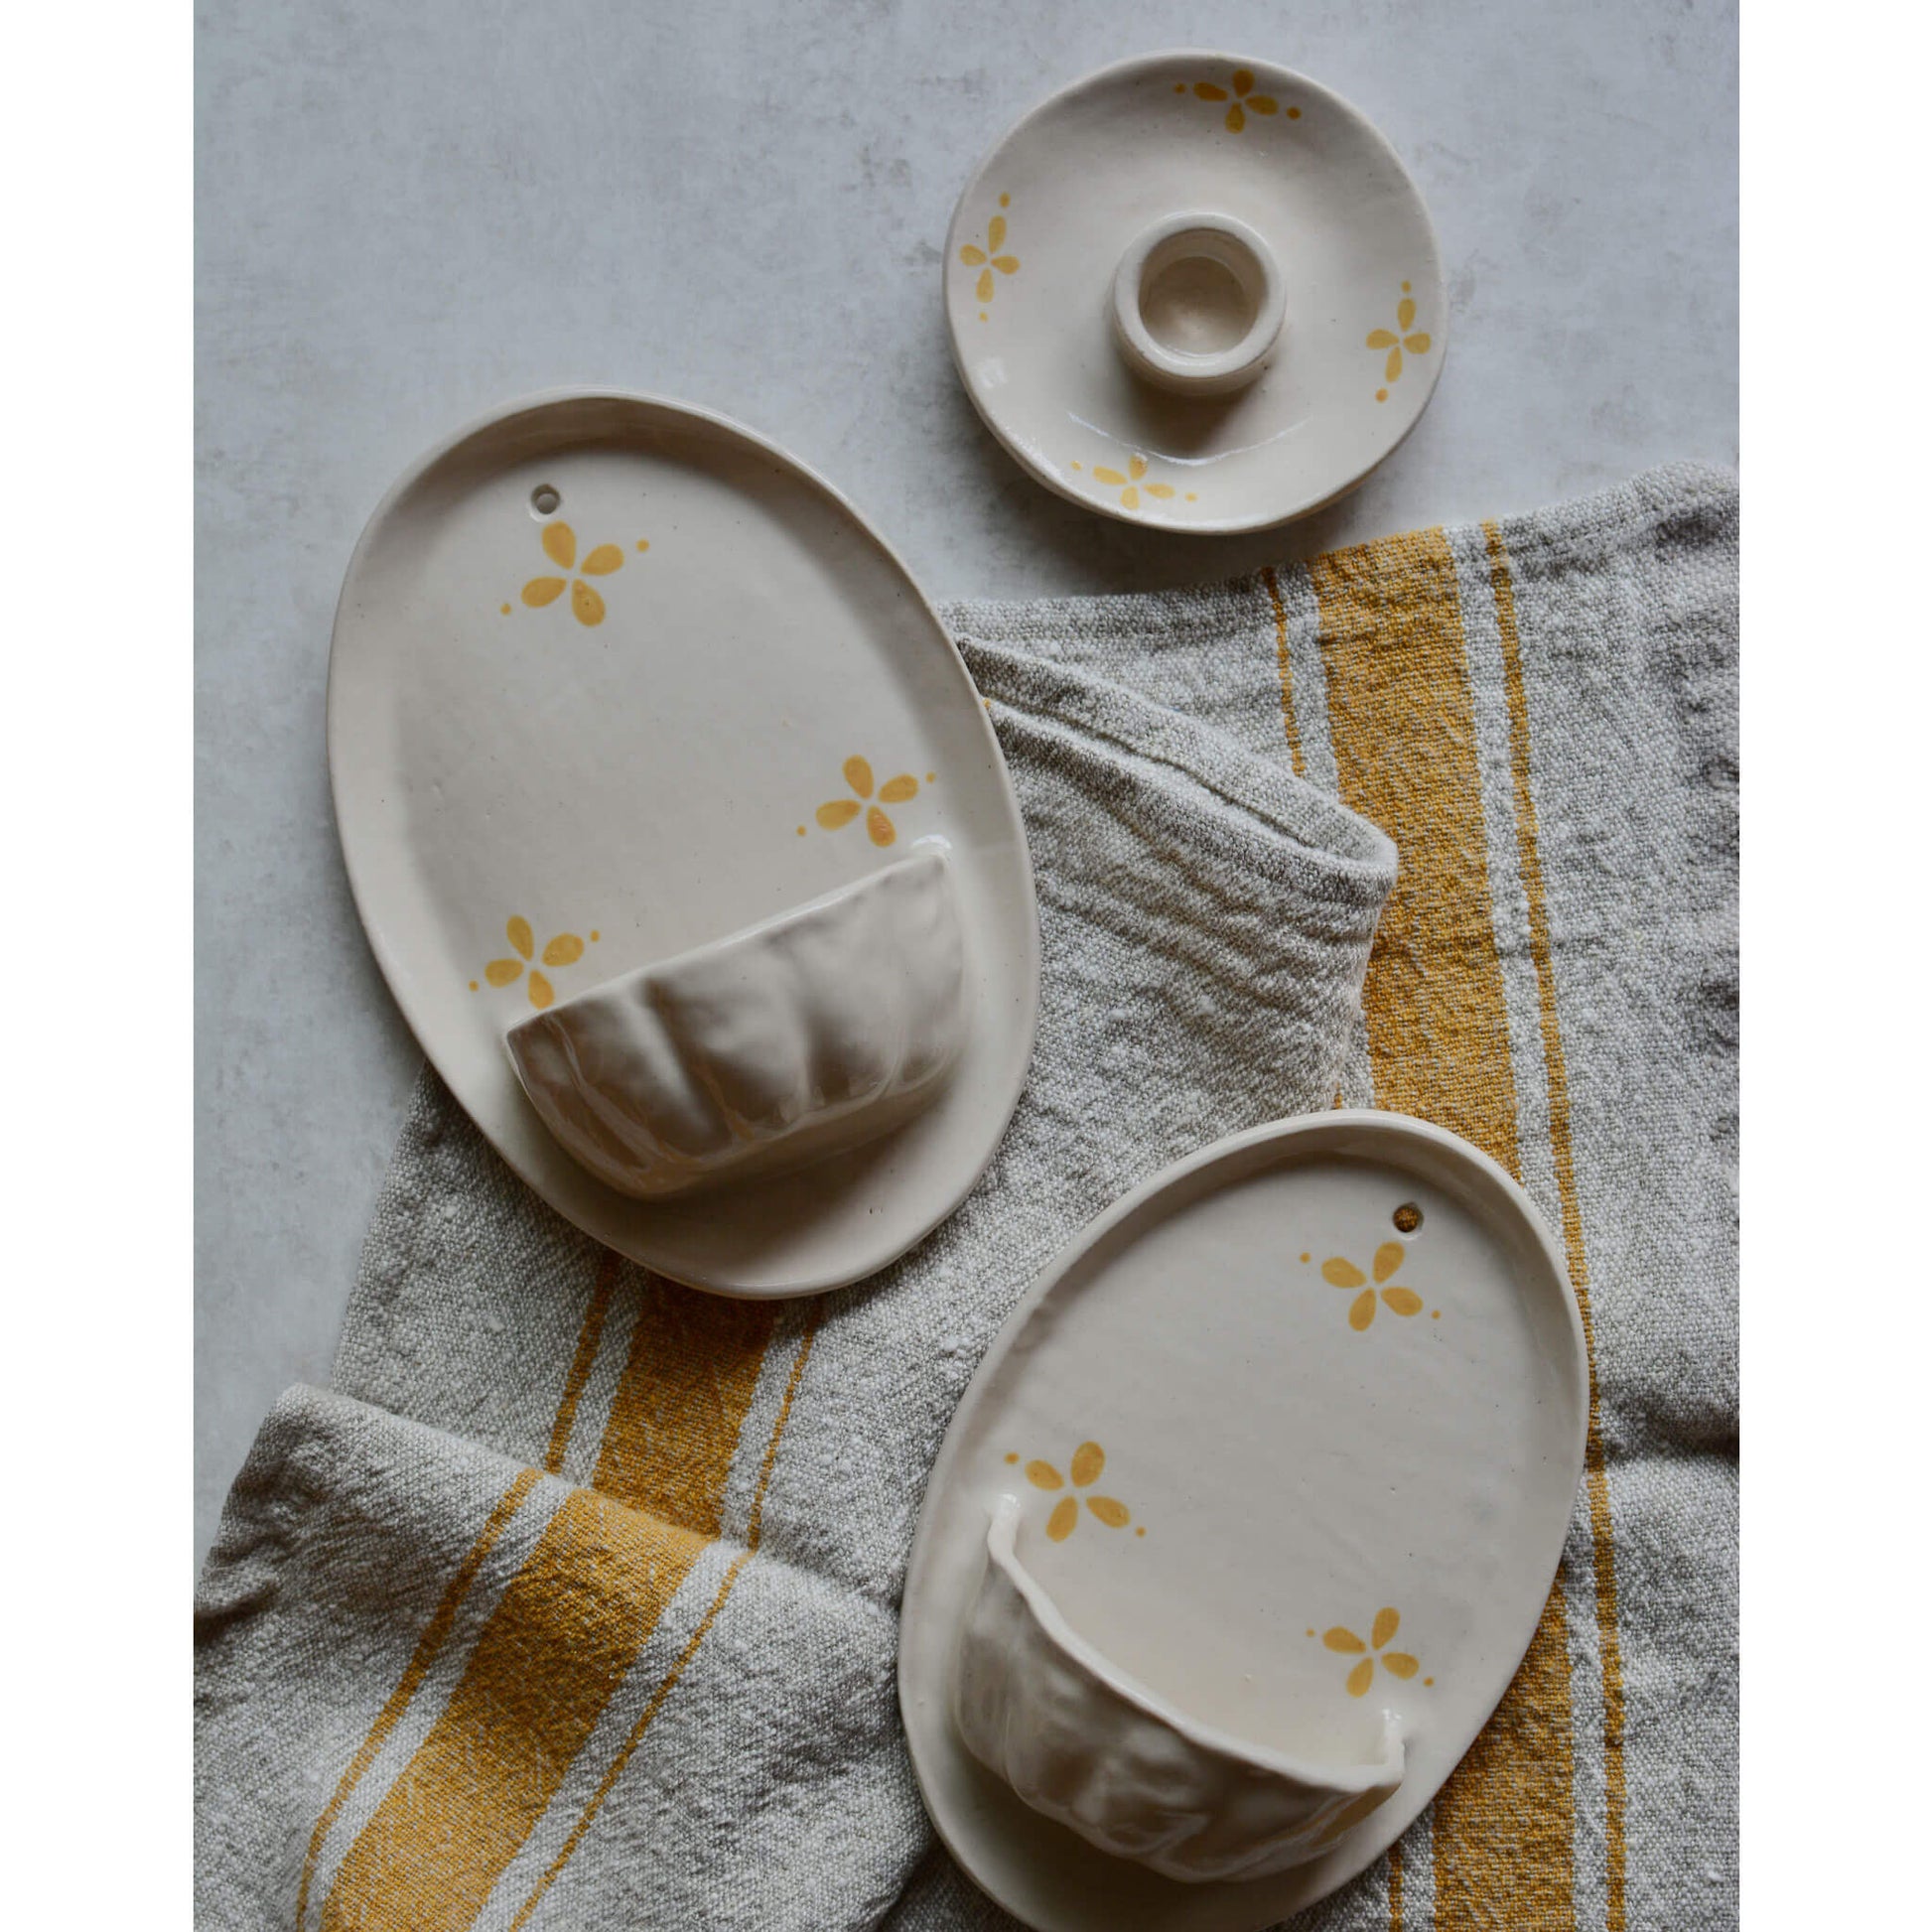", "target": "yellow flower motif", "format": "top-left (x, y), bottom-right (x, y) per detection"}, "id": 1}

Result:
top-left (814, 756), bottom-right (921, 847)
top-left (480, 915), bottom-right (587, 1009)
top-left (1189, 69), bottom-right (1281, 133)
top-left (1322, 1607), bottom-right (1423, 1698)
top-left (1089, 454), bottom-right (1175, 512)
top-left (1015, 1441), bottom-right (1133, 1543)
top-left (520, 522), bottom-right (627, 626)
top-left (958, 201), bottom-right (1020, 306)
top-left (1366, 283), bottom-right (1433, 395)
top-left (1320, 1240), bottom-right (1425, 1331)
